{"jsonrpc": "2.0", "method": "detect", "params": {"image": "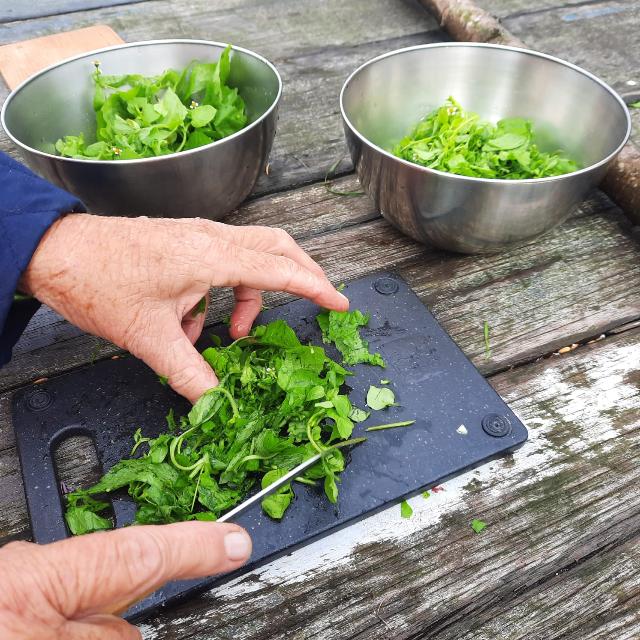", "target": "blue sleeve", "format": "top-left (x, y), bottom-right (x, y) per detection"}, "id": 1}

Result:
top-left (0, 152), bottom-right (85, 366)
